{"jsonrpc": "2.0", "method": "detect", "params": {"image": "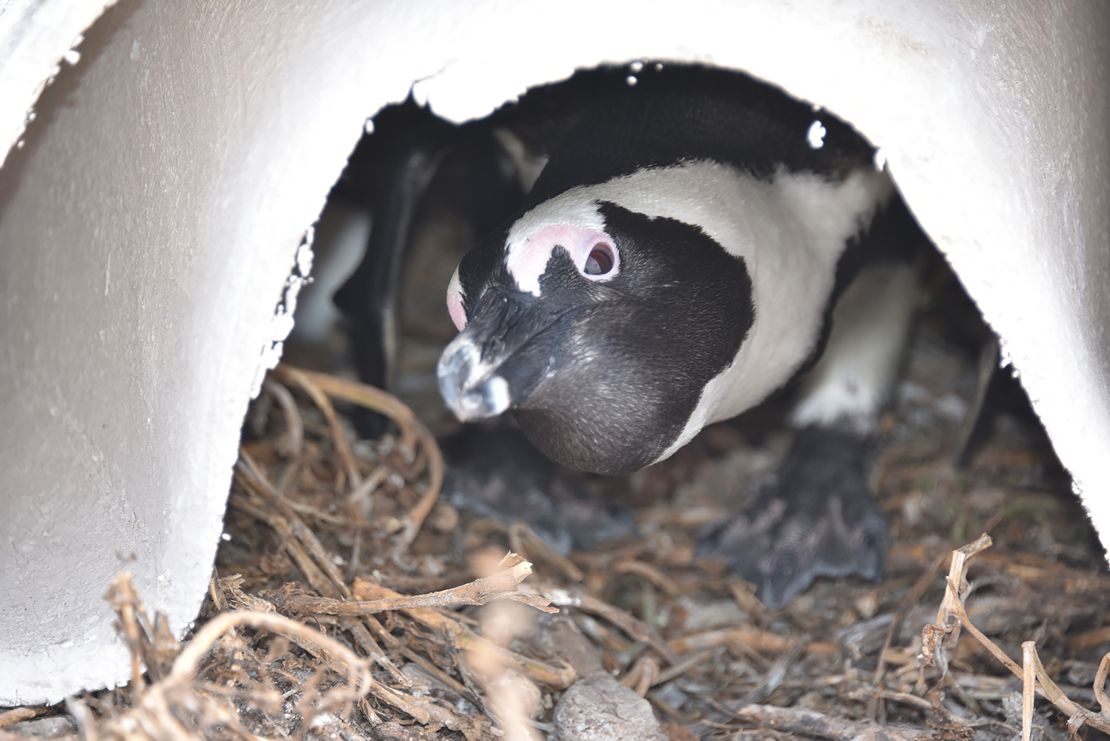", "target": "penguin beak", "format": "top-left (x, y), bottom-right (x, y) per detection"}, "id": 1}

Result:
top-left (437, 333), bottom-right (513, 421)
top-left (436, 290), bottom-right (559, 422)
